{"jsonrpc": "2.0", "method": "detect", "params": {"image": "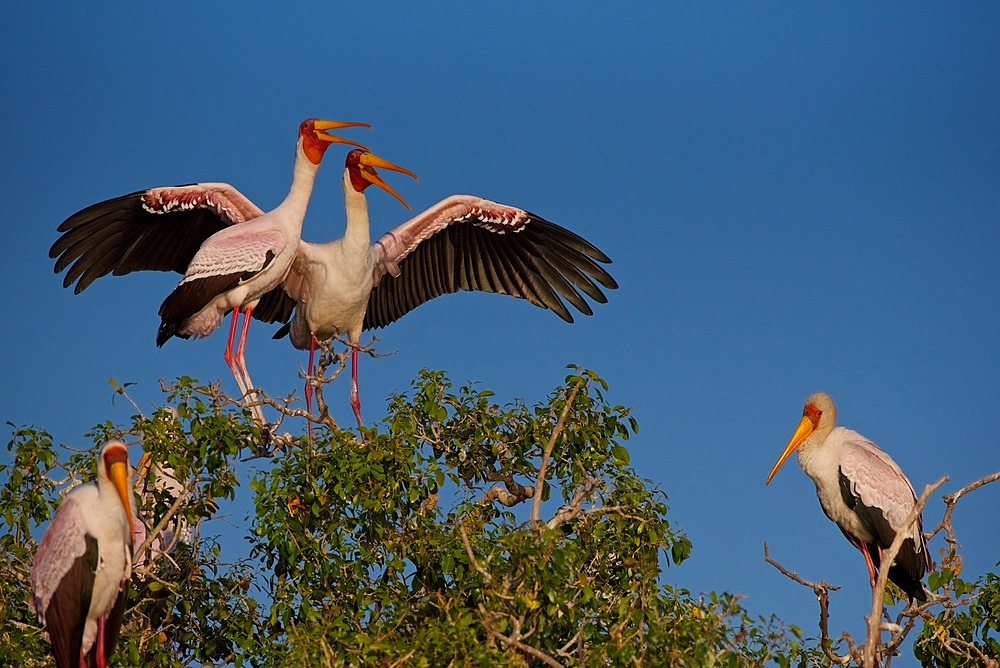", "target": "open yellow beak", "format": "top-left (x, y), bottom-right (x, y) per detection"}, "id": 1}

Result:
top-left (359, 152), bottom-right (419, 210)
top-left (314, 119), bottom-right (372, 150)
top-left (765, 416), bottom-right (815, 485)
top-left (107, 458), bottom-right (136, 541)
